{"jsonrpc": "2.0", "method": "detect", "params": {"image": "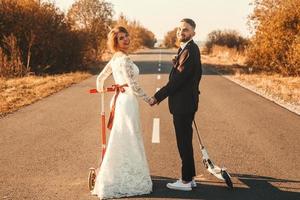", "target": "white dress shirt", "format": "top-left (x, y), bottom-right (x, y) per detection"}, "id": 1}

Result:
top-left (179, 38), bottom-right (193, 54)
